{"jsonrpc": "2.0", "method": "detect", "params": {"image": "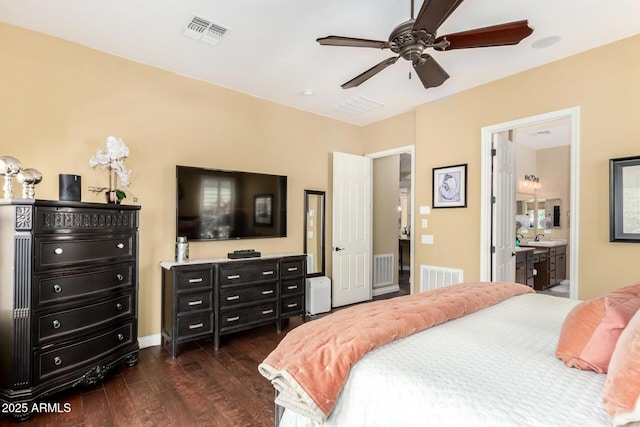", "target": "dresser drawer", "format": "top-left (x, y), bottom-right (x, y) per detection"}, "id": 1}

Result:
top-left (36, 294), bottom-right (133, 345)
top-left (281, 295), bottom-right (304, 315)
top-left (281, 278), bottom-right (304, 295)
top-left (177, 313), bottom-right (213, 340)
top-left (35, 234), bottom-right (135, 271)
top-left (220, 302), bottom-right (277, 330)
top-left (35, 322), bottom-right (135, 383)
top-left (35, 206), bottom-right (138, 234)
top-left (281, 259), bottom-right (304, 278)
top-left (177, 291), bottom-right (212, 313)
top-left (220, 282), bottom-right (277, 308)
top-left (177, 269), bottom-right (213, 291)
top-left (35, 263), bottom-right (134, 306)
top-left (219, 262), bottom-right (278, 285)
